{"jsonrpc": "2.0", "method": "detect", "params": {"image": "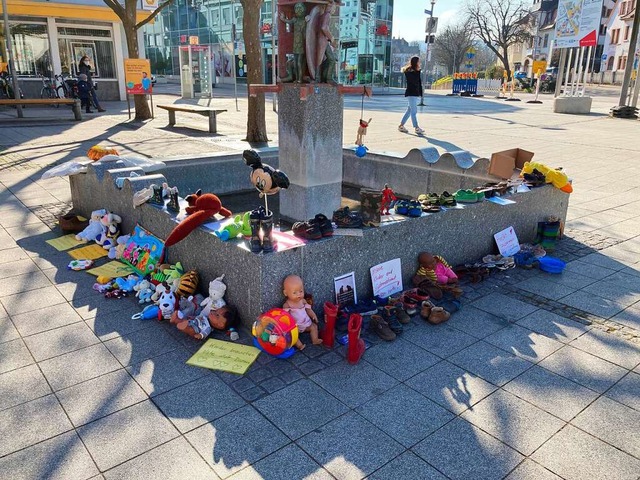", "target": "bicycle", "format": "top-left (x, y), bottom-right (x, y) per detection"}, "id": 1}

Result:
top-left (40, 75), bottom-right (60, 107)
top-left (0, 72), bottom-right (24, 100)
